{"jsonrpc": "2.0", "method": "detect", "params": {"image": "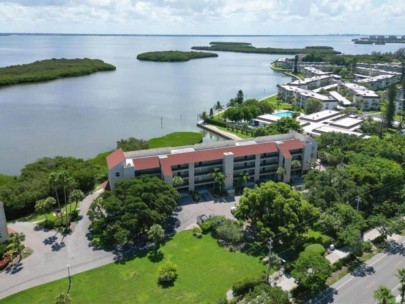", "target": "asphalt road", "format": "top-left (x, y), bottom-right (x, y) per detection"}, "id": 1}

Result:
top-left (0, 190), bottom-right (115, 300)
top-left (311, 235), bottom-right (405, 304)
